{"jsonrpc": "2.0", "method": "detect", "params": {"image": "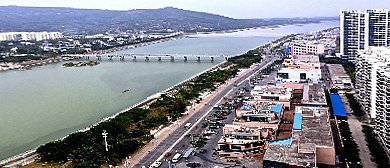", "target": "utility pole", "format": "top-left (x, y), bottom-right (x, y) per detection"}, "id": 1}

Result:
top-left (102, 130), bottom-right (108, 152)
